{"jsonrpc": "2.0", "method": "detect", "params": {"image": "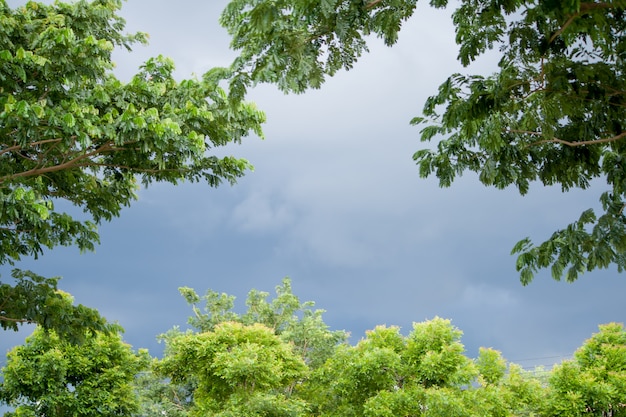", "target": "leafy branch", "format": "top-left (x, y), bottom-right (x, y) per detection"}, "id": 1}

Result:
top-left (549, 2), bottom-right (617, 44)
